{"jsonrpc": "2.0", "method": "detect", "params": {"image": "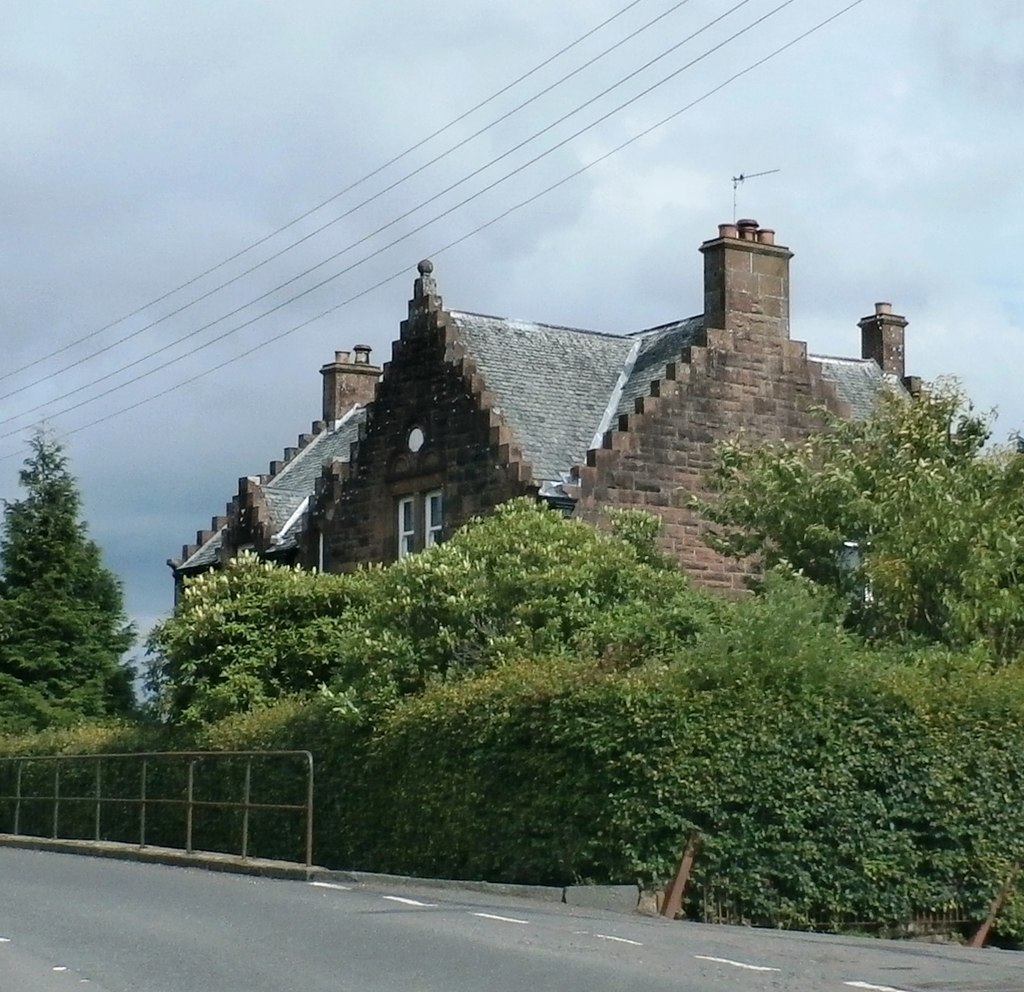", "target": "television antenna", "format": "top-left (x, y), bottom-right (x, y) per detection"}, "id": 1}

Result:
top-left (732, 168), bottom-right (780, 220)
